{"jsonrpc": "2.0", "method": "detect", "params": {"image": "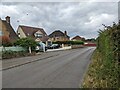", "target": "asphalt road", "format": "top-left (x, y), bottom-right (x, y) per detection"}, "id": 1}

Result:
top-left (2, 47), bottom-right (96, 88)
